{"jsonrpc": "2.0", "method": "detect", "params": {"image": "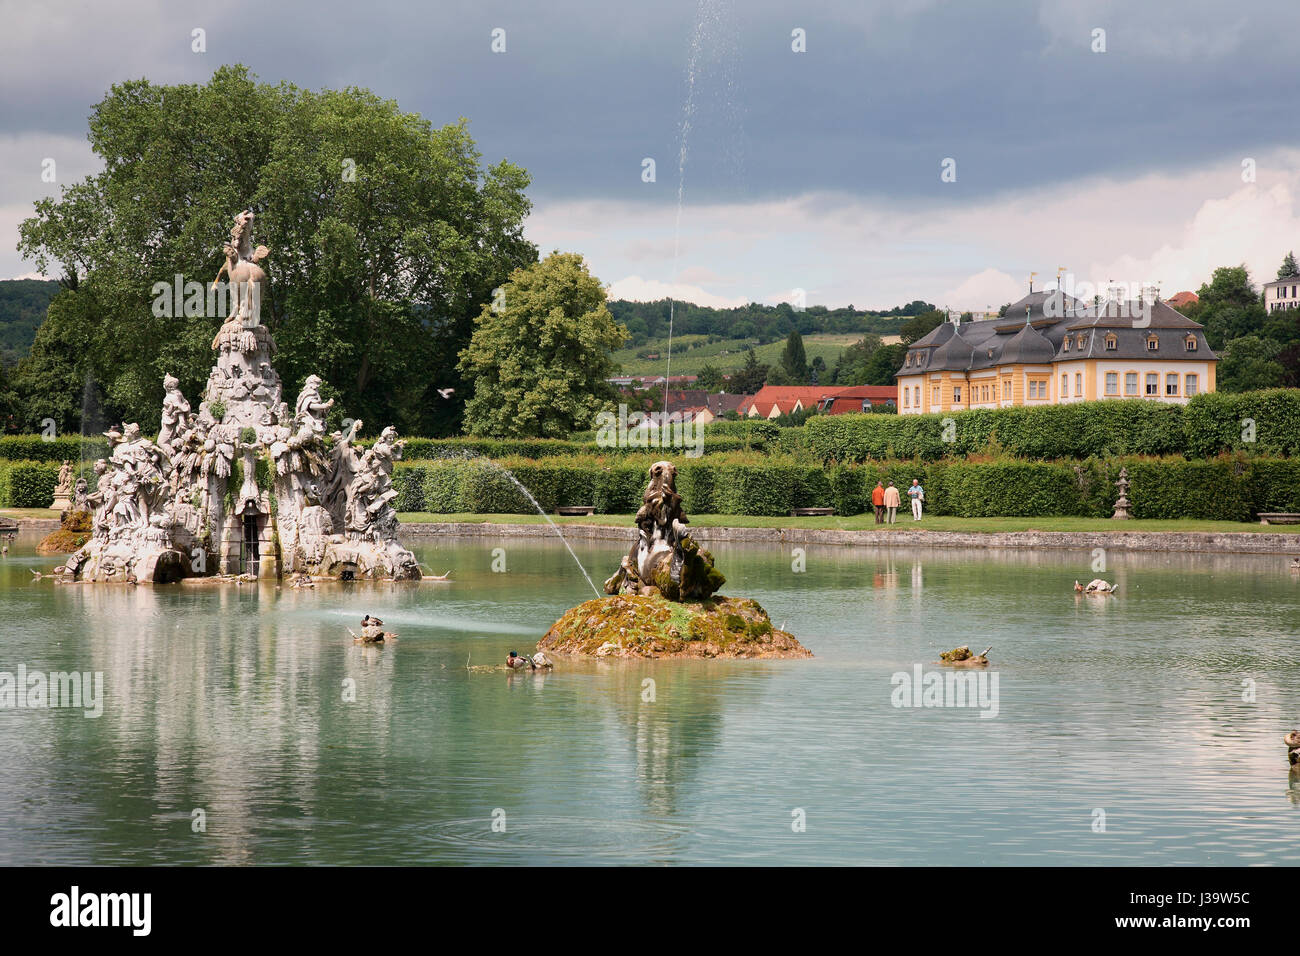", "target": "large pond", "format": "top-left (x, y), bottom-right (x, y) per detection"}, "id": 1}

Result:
top-left (1, 530), bottom-right (1298, 865)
